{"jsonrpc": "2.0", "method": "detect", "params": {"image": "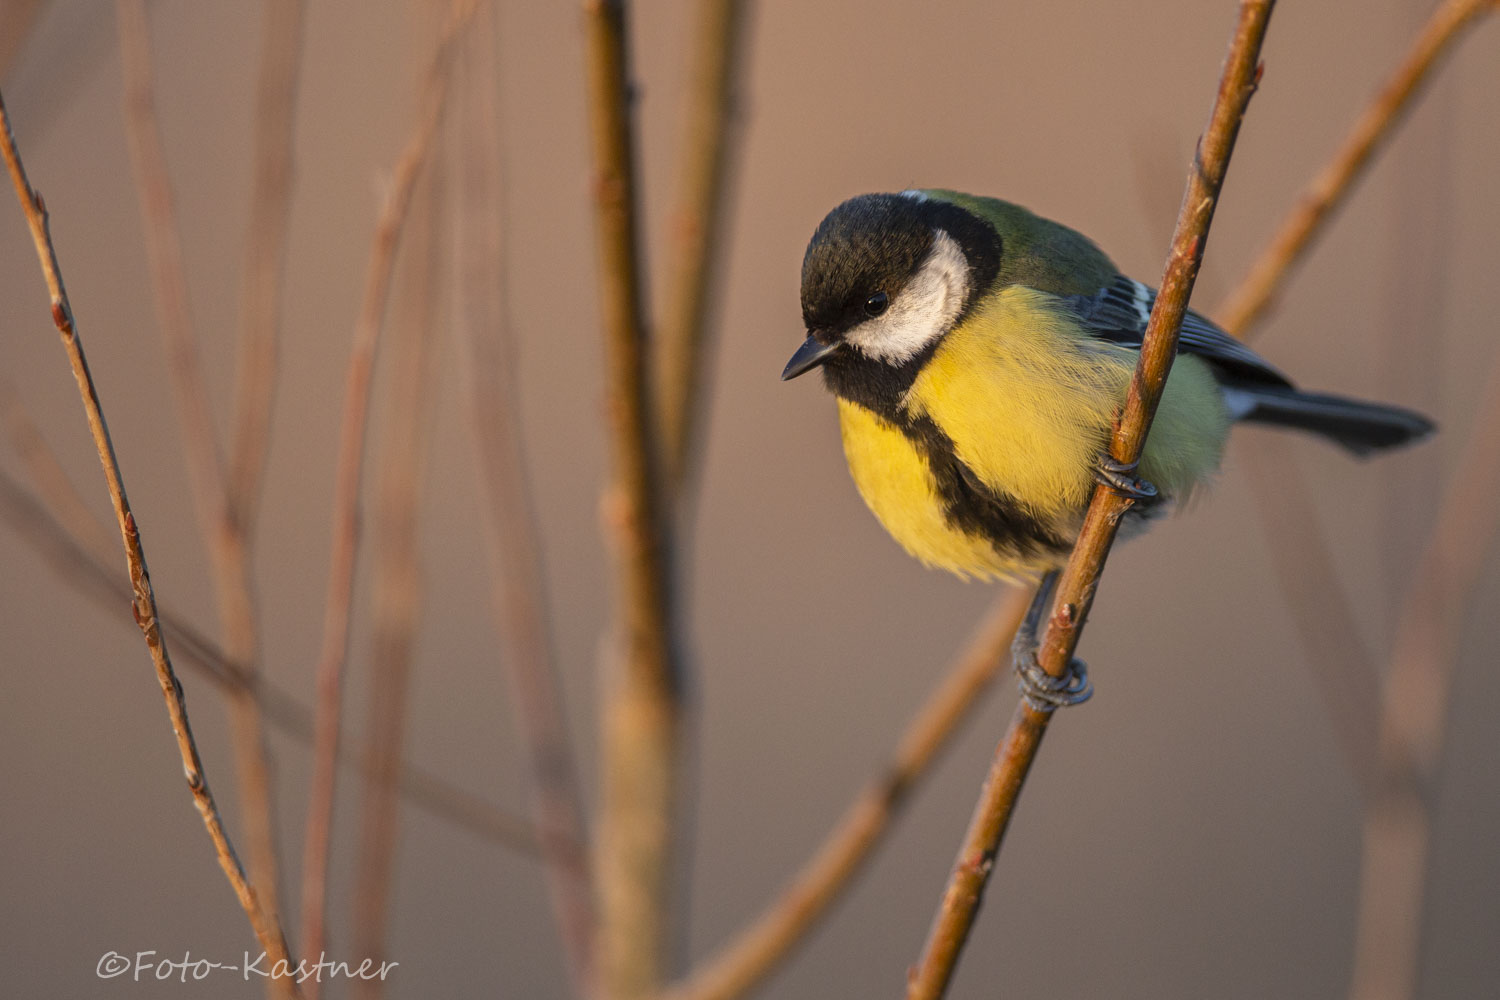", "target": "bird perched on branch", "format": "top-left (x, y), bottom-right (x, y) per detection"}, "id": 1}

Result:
top-left (783, 189), bottom-right (1433, 709)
